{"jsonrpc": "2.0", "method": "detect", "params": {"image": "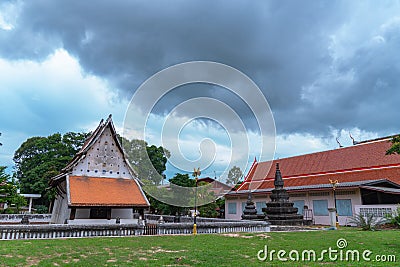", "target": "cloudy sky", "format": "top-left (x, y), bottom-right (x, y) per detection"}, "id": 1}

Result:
top-left (1, 0), bottom-right (400, 180)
